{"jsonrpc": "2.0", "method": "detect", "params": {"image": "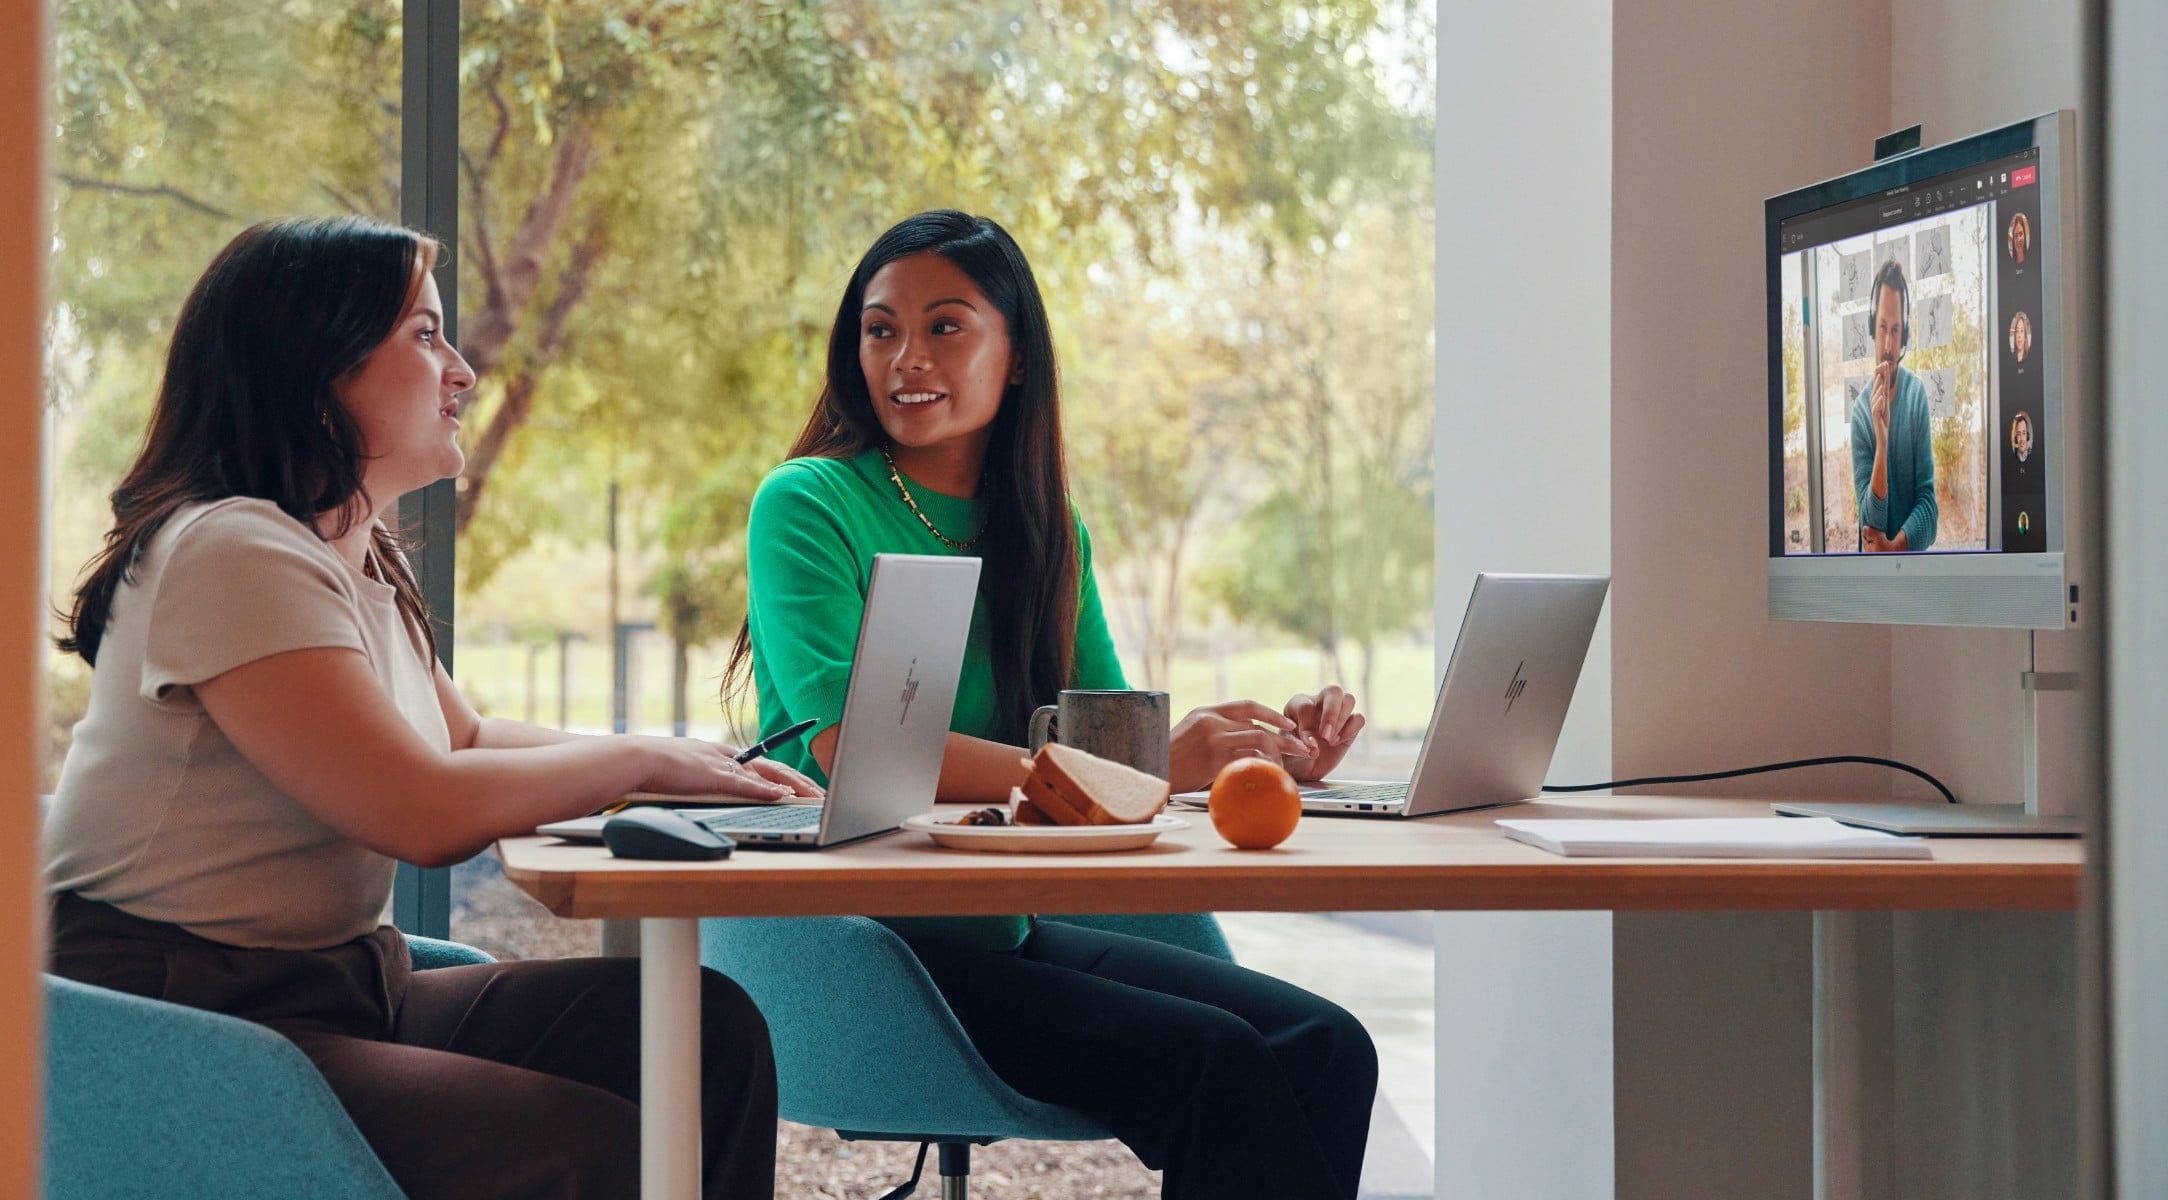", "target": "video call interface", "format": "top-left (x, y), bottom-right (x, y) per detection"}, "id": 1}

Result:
top-left (1776, 147), bottom-right (2047, 557)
